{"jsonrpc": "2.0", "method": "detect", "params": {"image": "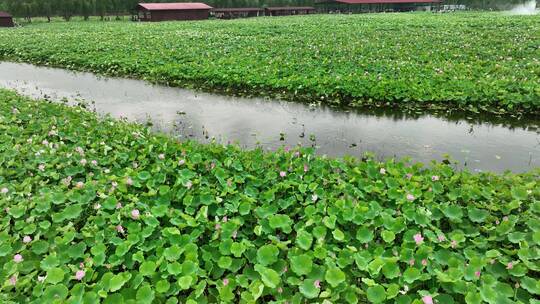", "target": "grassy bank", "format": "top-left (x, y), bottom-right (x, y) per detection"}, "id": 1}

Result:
top-left (0, 13), bottom-right (539, 115)
top-left (1, 89), bottom-right (539, 303)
